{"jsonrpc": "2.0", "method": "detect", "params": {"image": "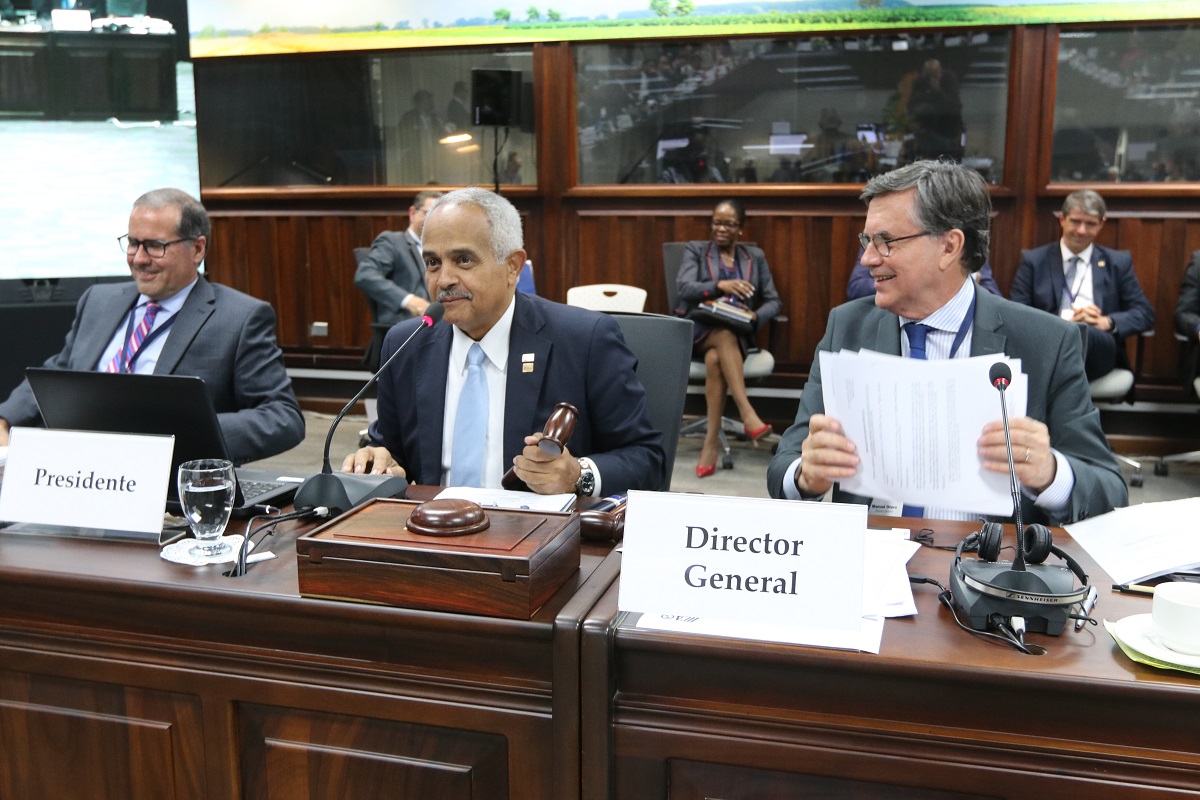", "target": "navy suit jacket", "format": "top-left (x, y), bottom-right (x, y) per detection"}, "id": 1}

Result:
top-left (1175, 249), bottom-right (1200, 340)
top-left (368, 292), bottom-right (665, 494)
top-left (1010, 242), bottom-right (1154, 339)
top-left (0, 278), bottom-right (304, 464)
top-left (766, 285), bottom-right (1126, 525)
top-left (354, 230), bottom-right (429, 325)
